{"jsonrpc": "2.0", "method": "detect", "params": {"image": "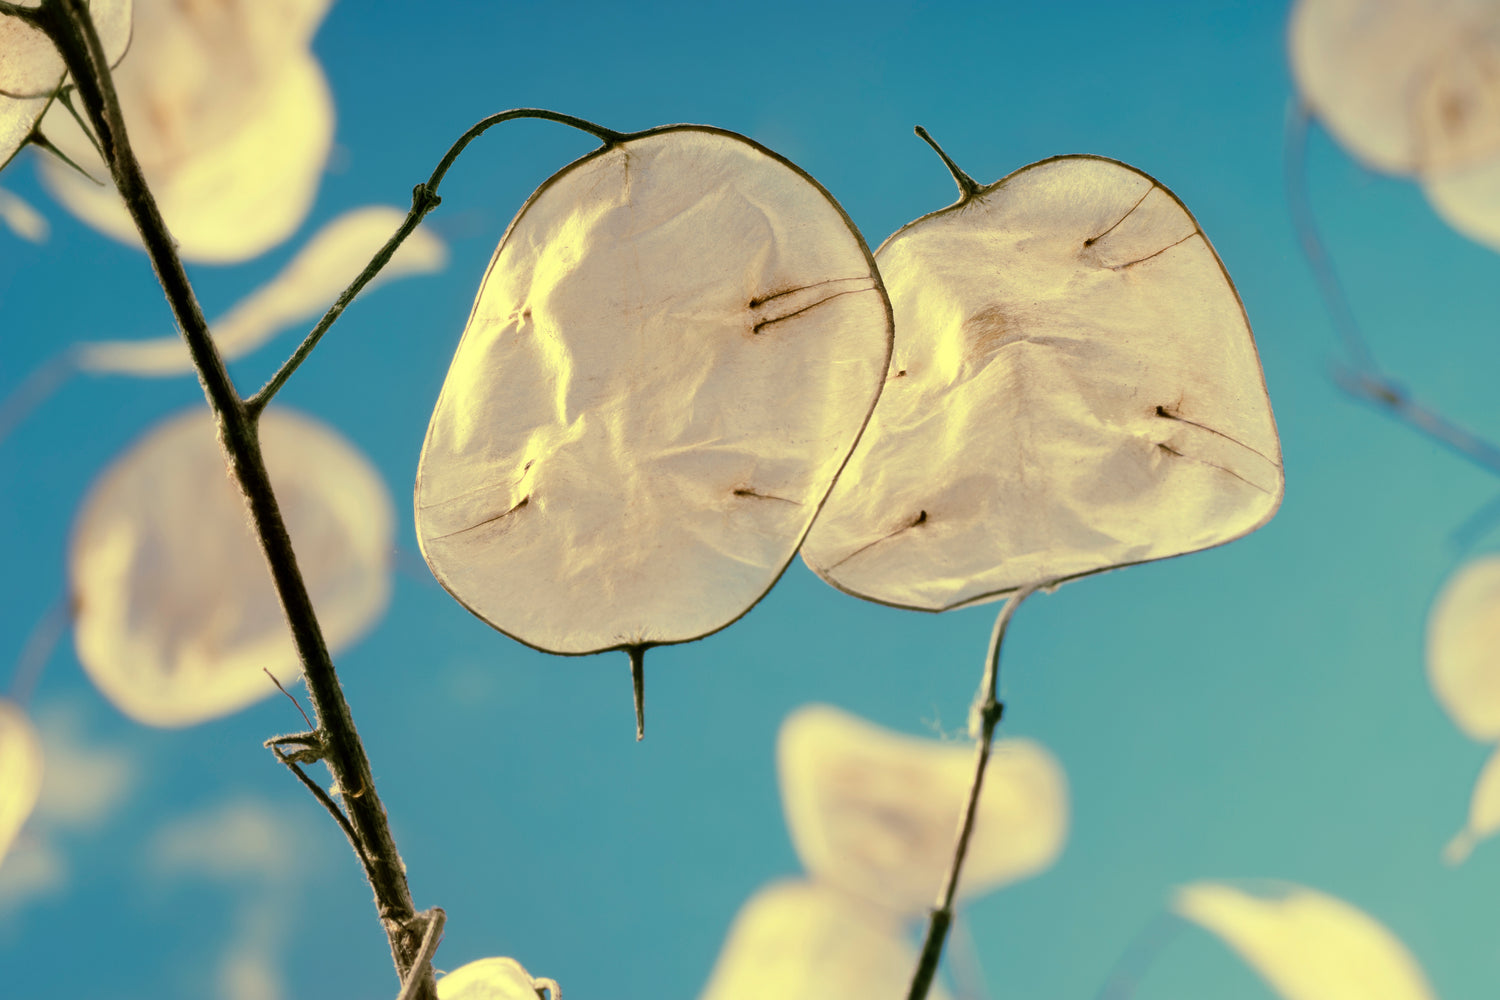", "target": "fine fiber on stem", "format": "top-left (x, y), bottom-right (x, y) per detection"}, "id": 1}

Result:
top-left (906, 586), bottom-right (1035, 1000)
top-left (37, 2), bottom-right (437, 996)
top-left (248, 108), bottom-right (627, 411)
